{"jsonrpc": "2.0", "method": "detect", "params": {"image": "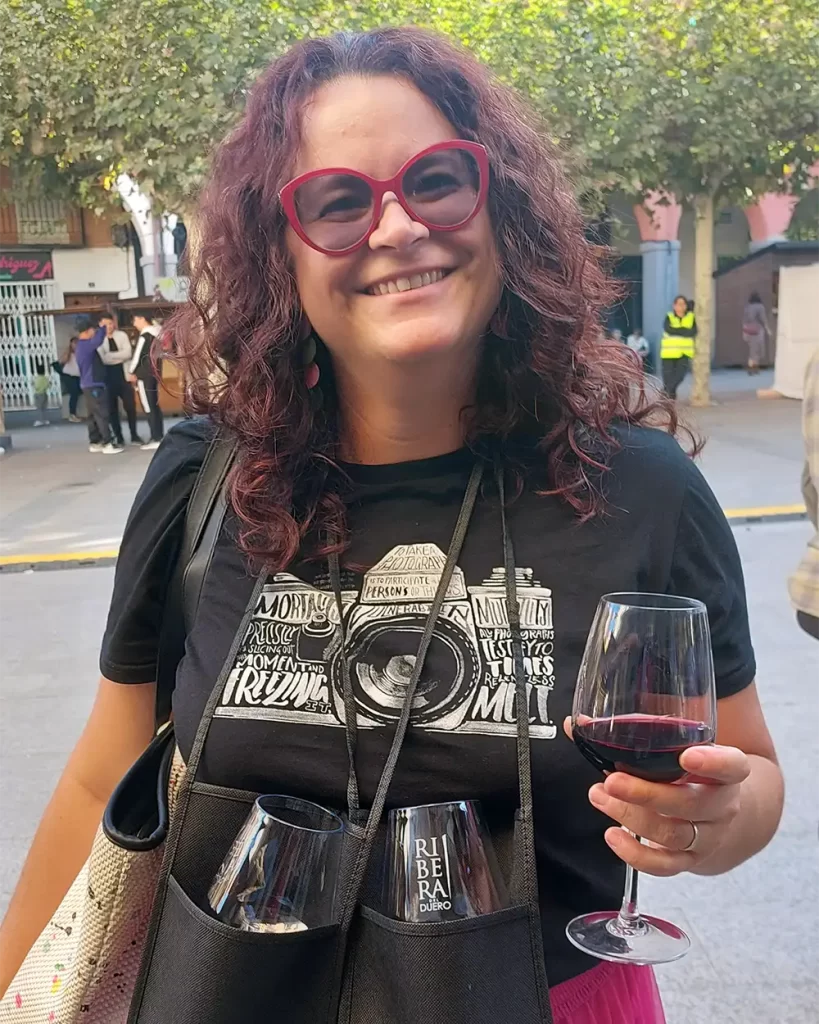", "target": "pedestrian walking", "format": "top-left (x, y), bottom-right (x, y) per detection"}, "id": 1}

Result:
top-left (32, 359), bottom-right (50, 427)
top-left (1, 29), bottom-right (783, 1024)
top-left (72, 315), bottom-right (123, 454)
top-left (742, 291), bottom-right (771, 375)
top-left (98, 313), bottom-right (143, 446)
top-left (789, 349), bottom-right (819, 640)
top-left (127, 314), bottom-right (164, 450)
top-left (661, 295), bottom-right (697, 399)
